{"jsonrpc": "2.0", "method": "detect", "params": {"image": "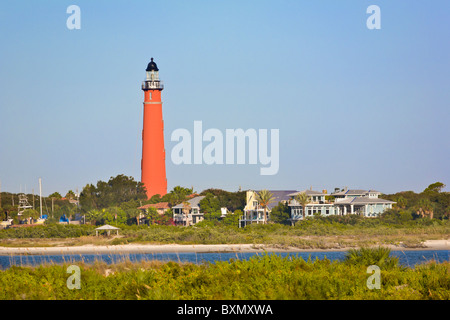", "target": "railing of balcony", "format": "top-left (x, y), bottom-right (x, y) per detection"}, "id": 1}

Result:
top-left (142, 80), bottom-right (164, 90)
